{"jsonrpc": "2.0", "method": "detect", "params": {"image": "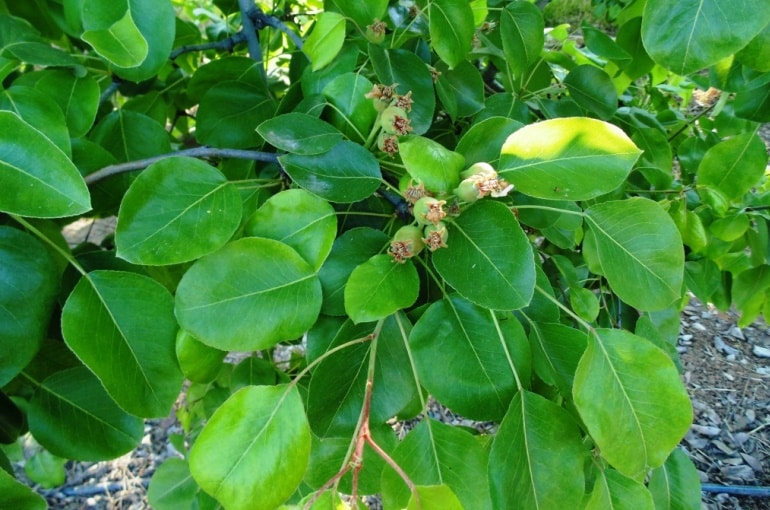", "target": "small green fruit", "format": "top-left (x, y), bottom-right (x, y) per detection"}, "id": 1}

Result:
top-left (413, 196), bottom-right (446, 225)
top-left (380, 106), bottom-right (411, 135)
top-left (389, 225), bottom-right (424, 263)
